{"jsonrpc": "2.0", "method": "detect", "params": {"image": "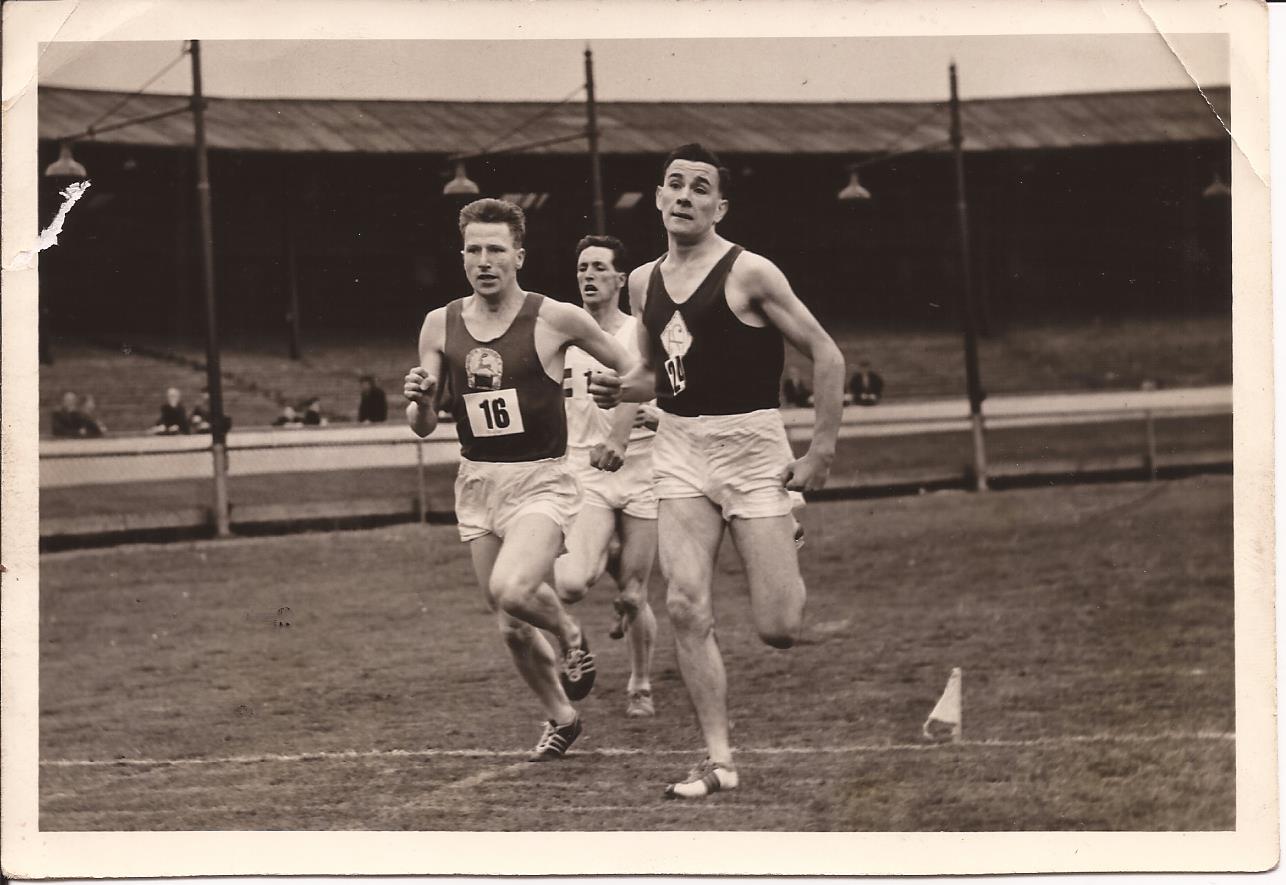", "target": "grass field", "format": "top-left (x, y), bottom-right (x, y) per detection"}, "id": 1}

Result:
top-left (39, 475), bottom-right (1234, 831)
